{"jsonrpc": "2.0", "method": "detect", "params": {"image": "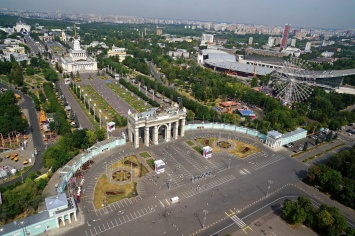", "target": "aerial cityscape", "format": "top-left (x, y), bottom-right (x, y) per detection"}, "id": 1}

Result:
top-left (0, 1), bottom-right (355, 236)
